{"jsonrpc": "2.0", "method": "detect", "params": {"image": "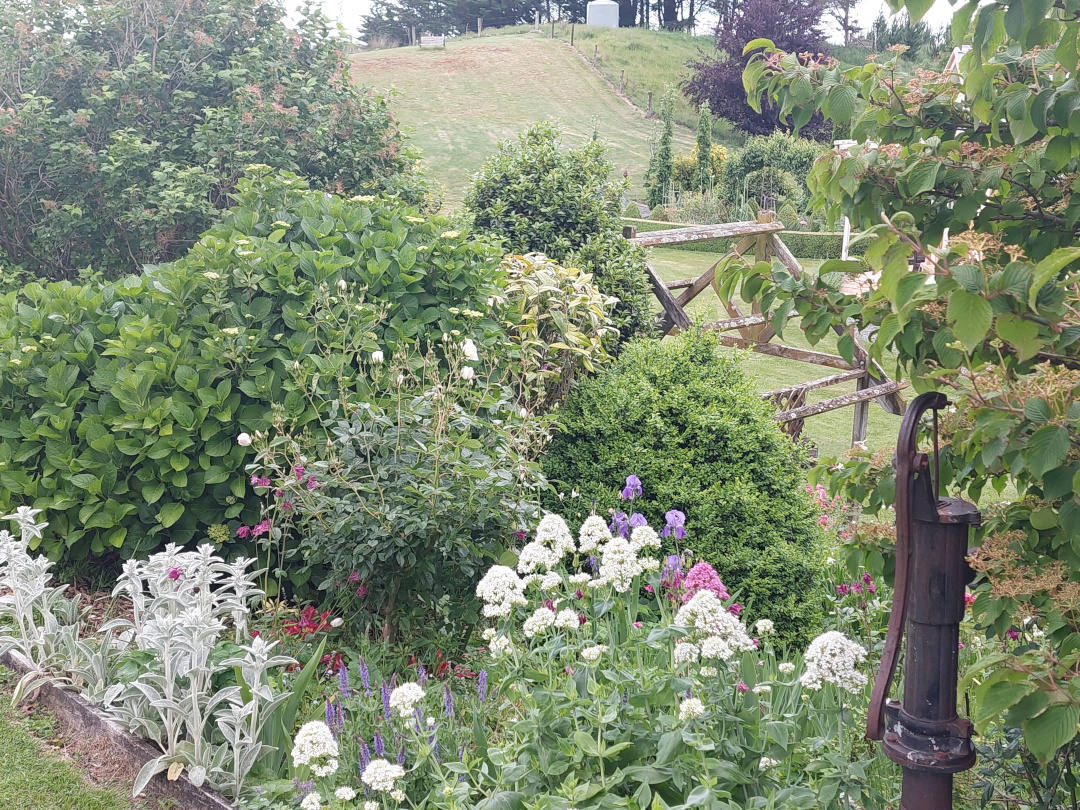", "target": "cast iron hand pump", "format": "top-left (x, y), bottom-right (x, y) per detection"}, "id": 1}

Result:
top-left (866, 392), bottom-right (980, 810)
